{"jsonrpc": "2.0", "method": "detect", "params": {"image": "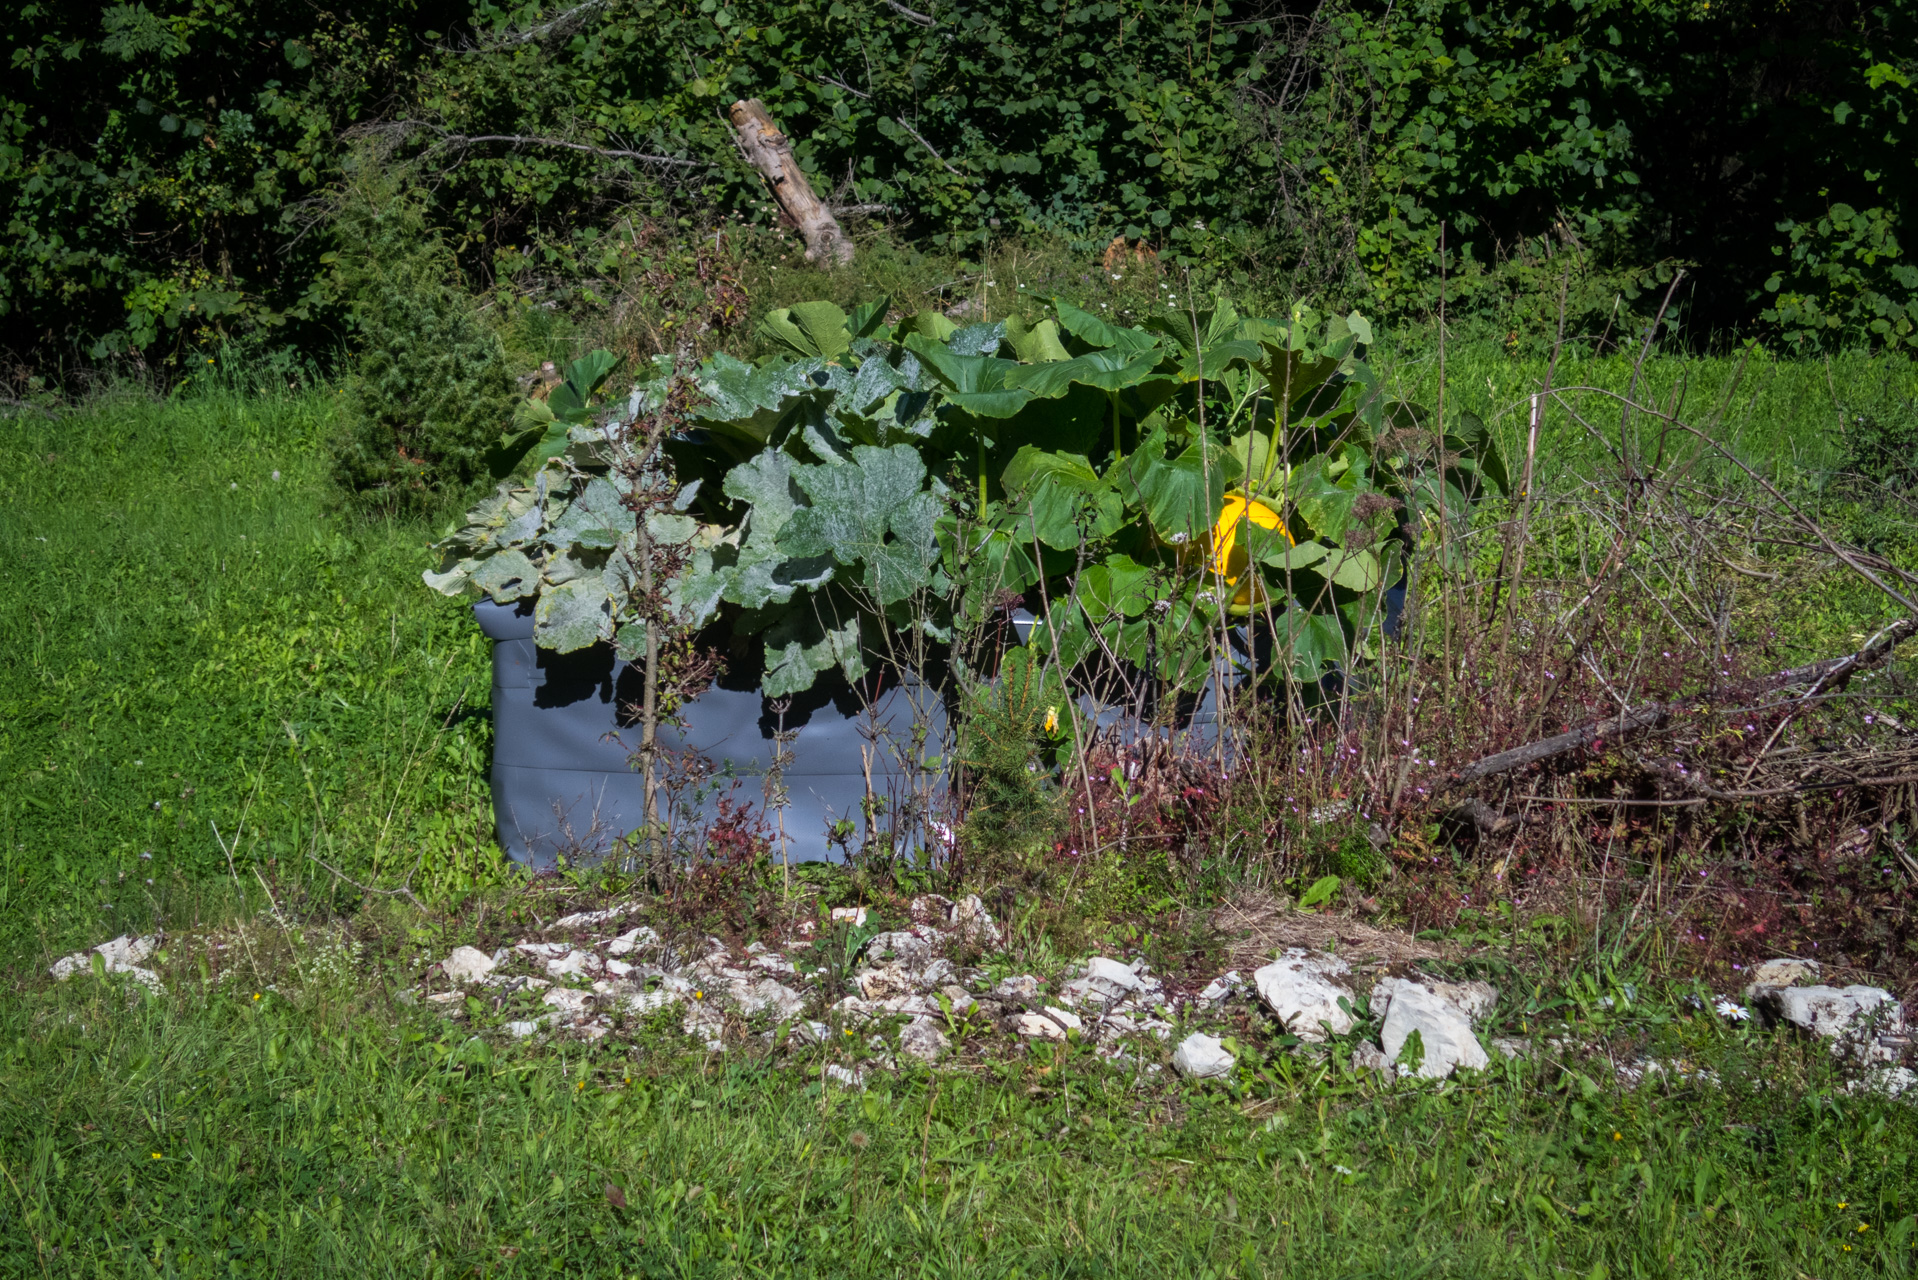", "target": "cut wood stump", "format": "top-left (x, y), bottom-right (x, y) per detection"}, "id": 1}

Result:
top-left (727, 99), bottom-right (852, 267)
